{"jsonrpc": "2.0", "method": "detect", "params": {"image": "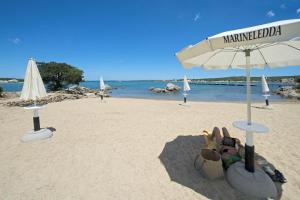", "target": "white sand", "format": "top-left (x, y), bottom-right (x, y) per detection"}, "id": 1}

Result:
top-left (0, 98), bottom-right (299, 200)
